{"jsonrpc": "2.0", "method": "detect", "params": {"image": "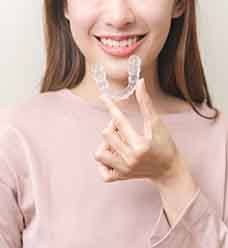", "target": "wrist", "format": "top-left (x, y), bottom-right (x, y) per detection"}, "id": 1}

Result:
top-left (151, 156), bottom-right (199, 226)
top-left (157, 168), bottom-right (199, 203)
top-left (156, 155), bottom-right (199, 200)
top-left (154, 154), bottom-right (193, 188)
